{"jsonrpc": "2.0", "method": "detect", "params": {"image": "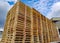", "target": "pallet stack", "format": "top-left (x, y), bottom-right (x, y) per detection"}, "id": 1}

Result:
top-left (0, 1), bottom-right (59, 43)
